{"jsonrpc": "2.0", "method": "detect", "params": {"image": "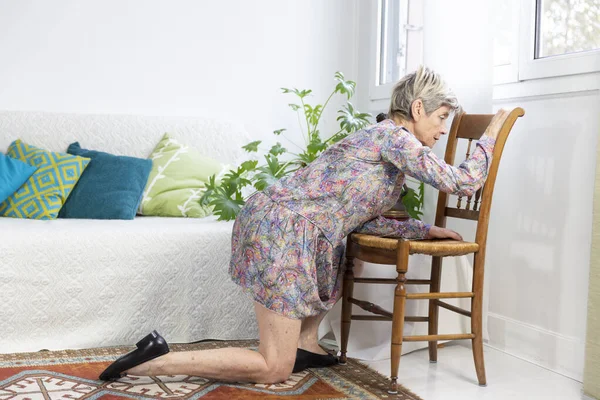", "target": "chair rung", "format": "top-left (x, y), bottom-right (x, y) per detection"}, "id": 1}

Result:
top-left (354, 278), bottom-right (396, 284)
top-left (352, 315), bottom-right (390, 321)
top-left (436, 300), bottom-right (472, 317)
top-left (406, 292), bottom-right (474, 300)
top-left (402, 333), bottom-right (475, 342)
top-left (445, 207), bottom-right (479, 221)
top-left (353, 278), bottom-right (432, 285)
top-left (351, 315), bottom-right (429, 322)
top-left (407, 279), bottom-right (432, 285)
top-left (405, 316), bottom-right (429, 322)
top-left (348, 297), bottom-right (392, 318)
